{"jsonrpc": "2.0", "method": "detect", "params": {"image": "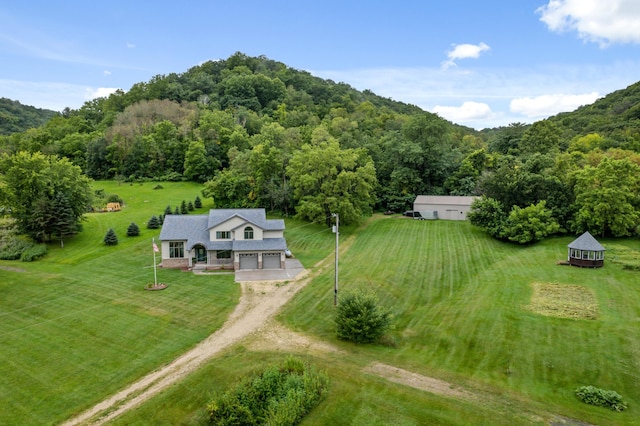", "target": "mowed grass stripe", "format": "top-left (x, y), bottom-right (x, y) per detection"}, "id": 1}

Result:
top-left (282, 218), bottom-right (640, 424)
